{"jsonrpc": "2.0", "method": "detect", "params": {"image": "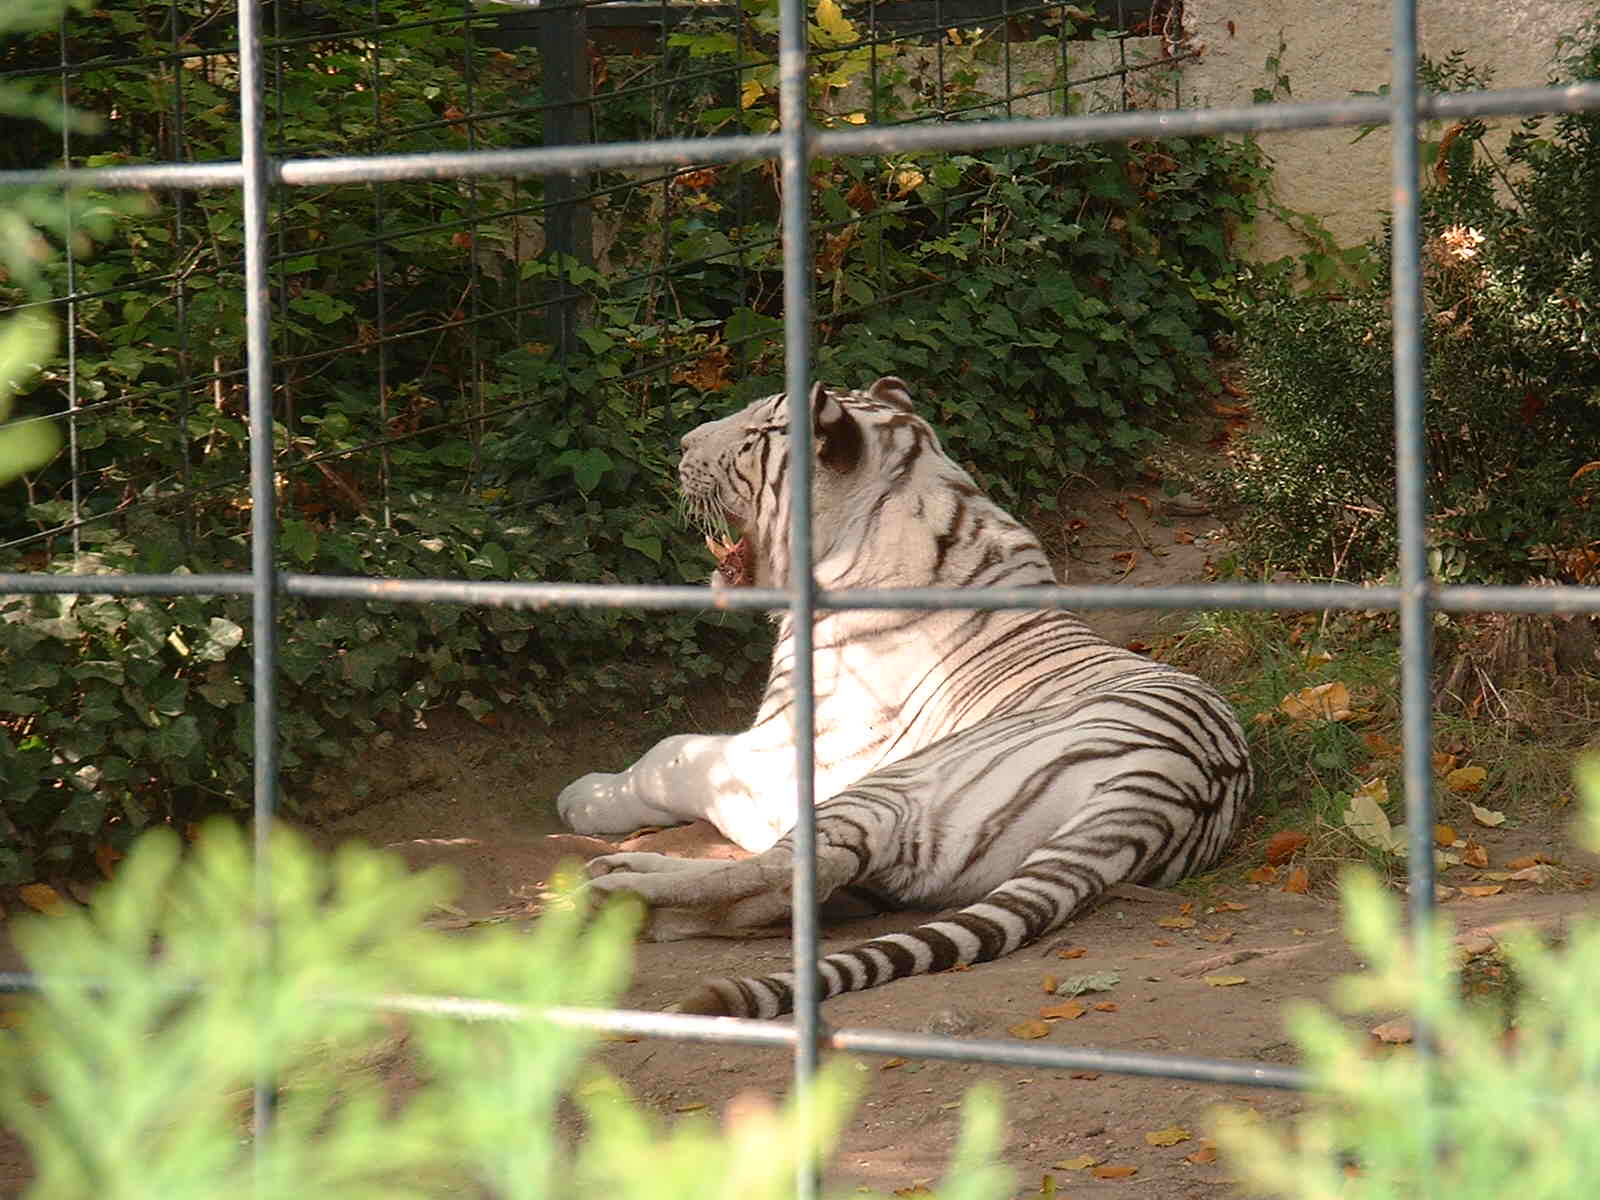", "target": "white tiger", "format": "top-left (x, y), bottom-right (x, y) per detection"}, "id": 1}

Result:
top-left (558, 377), bottom-right (1253, 1018)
